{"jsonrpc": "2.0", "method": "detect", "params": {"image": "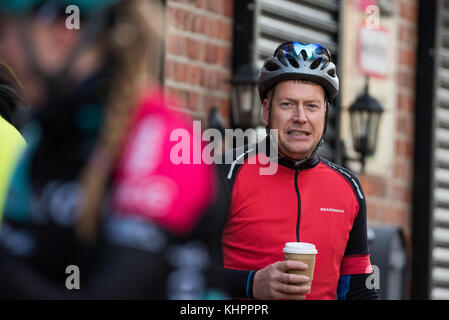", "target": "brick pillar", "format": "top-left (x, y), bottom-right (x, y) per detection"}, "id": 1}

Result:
top-left (165, 0), bottom-right (233, 122)
top-left (390, 0), bottom-right (417, 241)
top-left (360, 0), bottom-right (417, 246)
